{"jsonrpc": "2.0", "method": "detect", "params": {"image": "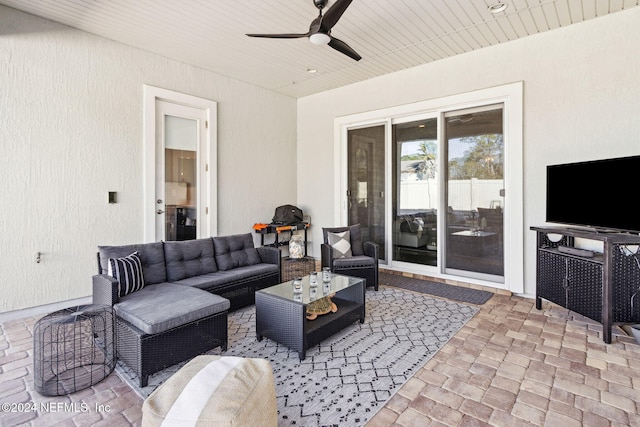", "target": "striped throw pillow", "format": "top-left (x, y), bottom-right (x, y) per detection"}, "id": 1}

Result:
top-left (108, 251), bottom-right (145, 297)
